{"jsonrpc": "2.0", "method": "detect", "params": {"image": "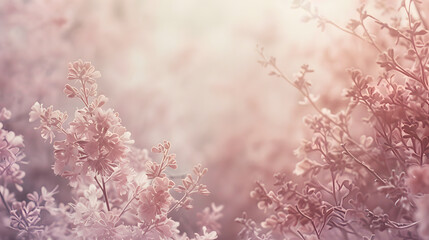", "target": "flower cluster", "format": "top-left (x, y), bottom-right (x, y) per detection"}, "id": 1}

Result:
top-left (0, 107), bottom-right (25, 192)
top-left (244, 0), bottom-right (429, 239)
top-left (0, 108), bottom-right (68, 239)
top-left (1, 59), bottom-right (218, 239)
top-left (0, 108), bottom-right (25, 237)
